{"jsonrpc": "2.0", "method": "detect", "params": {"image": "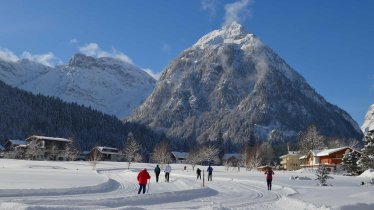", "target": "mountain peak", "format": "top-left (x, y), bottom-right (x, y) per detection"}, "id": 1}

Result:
top-left (193, 21), bottom-right (253, 47)
top-left (222, 21), bottom-right (246, 35)
top-left (68, 53), bottom-right (97, 68)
